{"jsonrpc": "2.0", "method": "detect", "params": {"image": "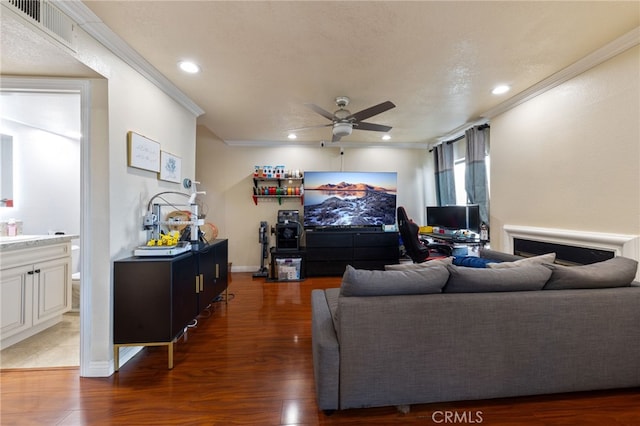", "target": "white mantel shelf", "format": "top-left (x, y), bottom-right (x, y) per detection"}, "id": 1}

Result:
top-left (502, 225), bottom-right (640, 279)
